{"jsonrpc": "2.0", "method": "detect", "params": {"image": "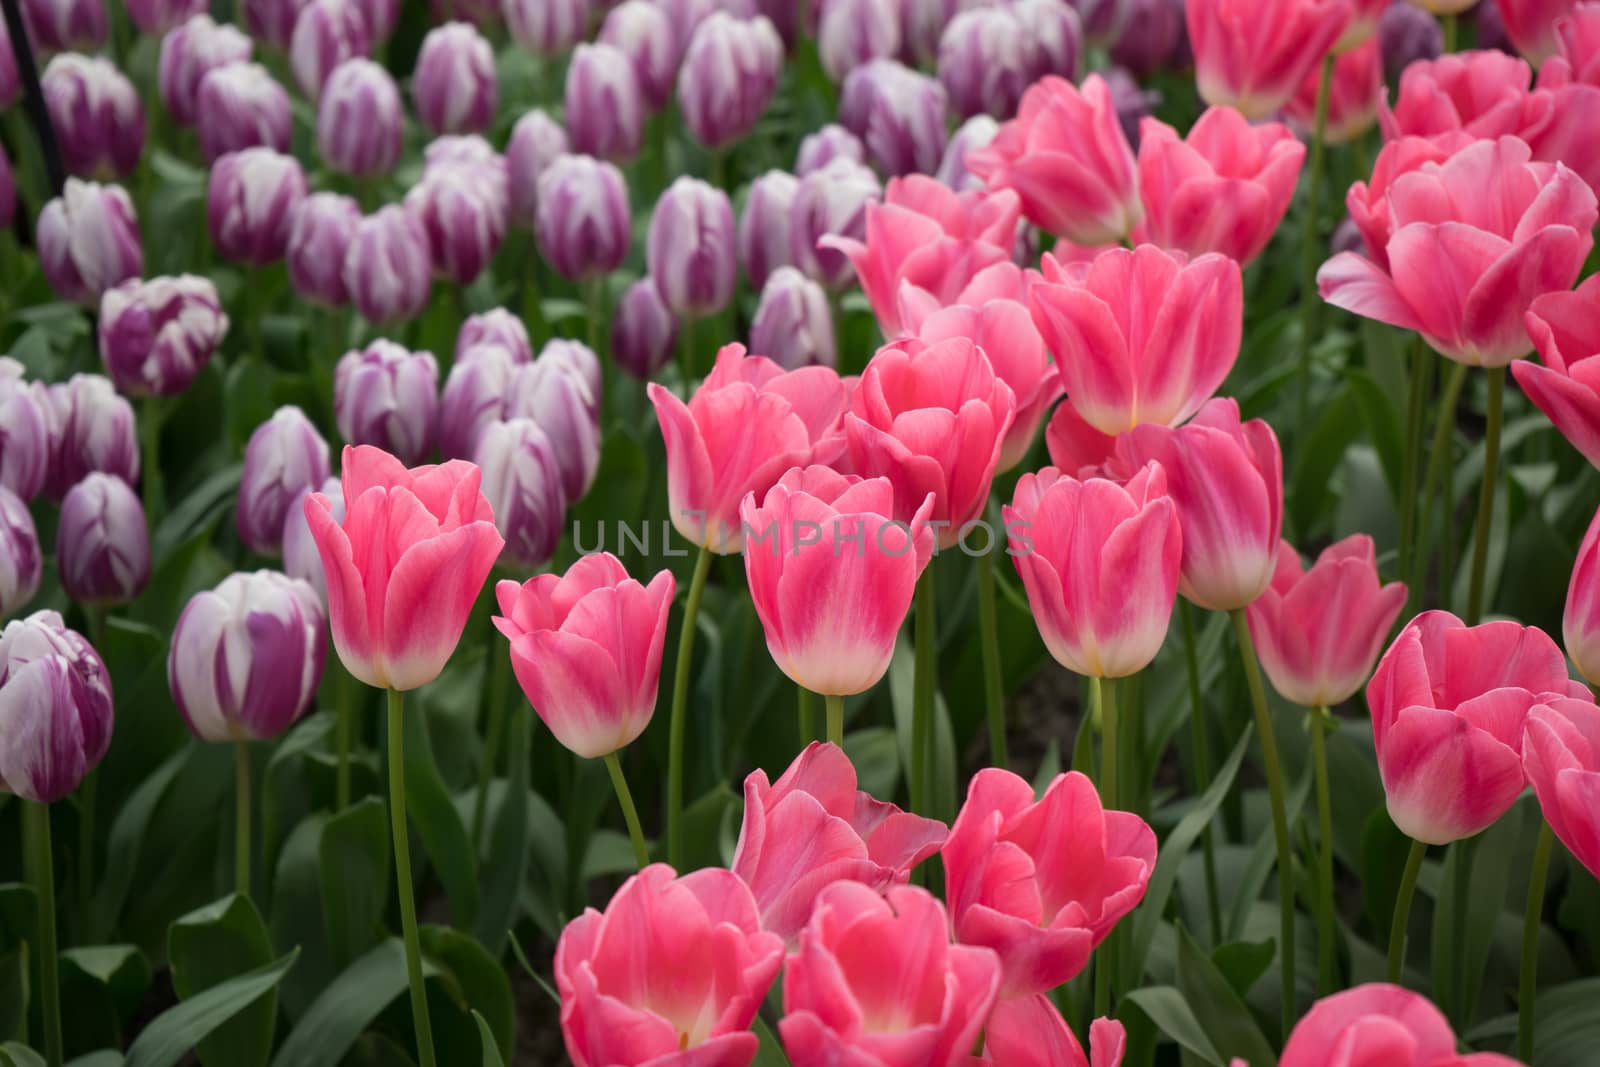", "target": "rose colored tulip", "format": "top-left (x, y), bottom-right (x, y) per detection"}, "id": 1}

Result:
top-left (56, 473), bottom-right (150, 607)
top-left (938, 114), bottom-right (1000, 192)
top-left (556, 864), bottom-right (784, 1067)
top-left (1246, 535), bottom-right (1407, 708)
top-left (1367, 610), bottom-right (1579, 844)
top-left (741, 170), bottom-right (799, 292)
top-left (0, 363), bottom-right (49, 504)
top-left (238, 406), bottom-right (331, 556)
top-left (503, 0), bottom-right (587, 53)
top-left (0, 489), bottom-right (42, 620)
top-left (779, 883), bottom-right (997, 1067)
top-left (1495, 0), bottom-right (1578, 63)
top-left (564, 43), bottom-right (644, 162)
top-left (796, 124), bottom-right (865, 175)
top-left (317, 58), bottom-right (404, 177)
top-left (838, 59), bottom-right (949, 177)
top-left (536, 154), bottom-right (632, 284)
top-left (1379, 51), bottom-right (1548, 141)
top-left (1516, 266), bottom-right (1600, 470)
top-left (342, 206), bottom-right (433, 325)
top-left (678, 13), bottom-right (784, 148)
top-left (41, 374), bottom-right (139, 501)
top-left (474, 418), bottom-right (565, 568)
top-left (195, 62), bottom-right (291, 163)
top-left (506, 110), bottom-right (568, 228)
top-left (1286, 36), bottom-right (1382, 144)
top-left (751, 268), bottom-right (836, 370)
top-left (599, 1), bottom-right (675, 110)
top-left (612, 280), bottom-right (678, 381)
top-left (304, 445), bottom-right (503, 690)
top-left (790, 158), bottom-right (881, 292)
top-left (98, 275), bottom-right (229, 396)
top-left (42, 54), bottom-right (145, 180)
top-left (405, 170), bottom-right (507, 287)
top-left (1548, 1), bottom-right (1600, 83)
top-left (242, 0), bottom-right (309, 47)
top-left (1005, 463), bottom-right (1181, 679)
top-left (412, 22), bottom-right (496, 135)
top-left (287, 192), bottom-right (360, 307)
top-left (1031, 245), bottom-right (1241, 435)
top-left (0, 611), bottom-right (113, 804)
top-left (649, 344), bottom-right (848, 552)
top-left (1342, 132), bottom-right (1474, 273)
top-left (1136, 107), bottom-right (1304, 265)
top-left (493, 553), bottom-right (673, 758)
top-left (1525, 696), bottom-right (1600, 880)
top-left (334, 341), bottom-right (439, 465)
top-left (1565, 503), bottom-right (1600, 685)
top-left (20, 0), bottom-right (105, 52)
top-left (283, 477), bottom-right (341, 602)
top-left (741, 467), bottom-right (932, 697)
top-left (208, 148), bottom-right (307, 266)
top-left (978, 999), bottom-right (1127, 1067)
top-left (127, 0), bottom-right (205, 33)
top-left (967, 74), bottom-right (1142, 246)
top-left (1273, 984), bottom-right (1523, 1067)
top-left (1186, 0), bottom-right (1352, 118)
top-left (943, 768), bottom-right (1156, 996)
top-left (819, 0), bottom-right (901, 82)
top-left (289, 0), bottom-right (369, 99)
top-left (1111, 0), bottom-right (1187, 77)
top-left (648, 178), bottom-right (737, 319)
top-left (169, 570), bottom-right (326, 742)
top-left (37, 179), bottom-right (142, 306)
